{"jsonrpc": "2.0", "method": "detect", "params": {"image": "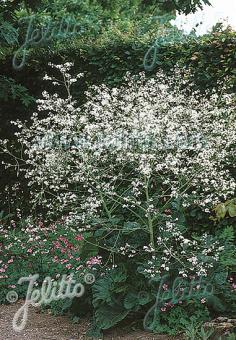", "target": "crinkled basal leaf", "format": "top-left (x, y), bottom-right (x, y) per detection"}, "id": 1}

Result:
top-left (92, 267), bottom-right (127, 307)
top-left (124, 290), bottom-right (152, 310)
top-left (124, 292), bottom-right (139, 310)
top-left (92, 276), bottom-right (114, 307)
top-left (95, 304), bottom-right (130, 330)
top-left (111, 266), bottom-right (127, 283)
